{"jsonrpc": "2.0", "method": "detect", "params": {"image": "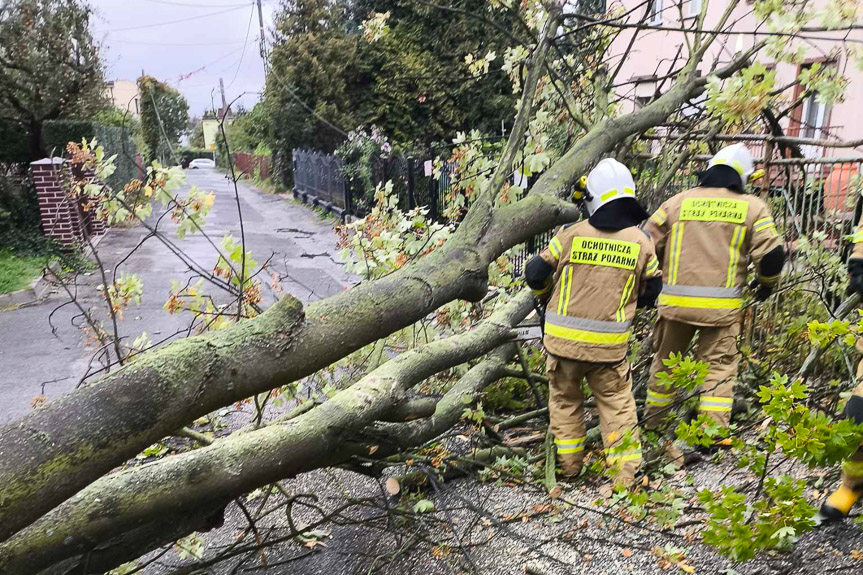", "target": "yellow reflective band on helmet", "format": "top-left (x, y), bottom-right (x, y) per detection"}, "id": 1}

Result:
top-left (842, 459), bottom-right (863, 478)
top-left (569, 237), bottom-right (641, 271)
top-left (545, 322), bottom-right (630, 345)
top-left (646, 255), bottom-right (659, 275)
top-left (668, 222), bottom-right (685, 285)
top-left (623, 187), bottom-right (635, 196)
top-left (651, 208), bottom-right (667, 226)
top-left (658, 293), bottom-right (743, 309)
top-left (555, 436), bottom-right (586, 454)
top-left (712, 157), bottom-right (747, 178)
top-left (699, 396), bottom-right (733, 412)
top-left (726, 225), bottom-right (746, 288)
top-left (647, 389), bottom-right (674, 406)
top-left (601, 189), bottom-right (618, 202)
top-left (615, 273), bottom-right (635, 322)
top-left (548, 237), bottom-right (563, 259)
top-left (680, 198), bottom-right (749, 224)
top-left (749, 169), bottom-right (765, 182)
